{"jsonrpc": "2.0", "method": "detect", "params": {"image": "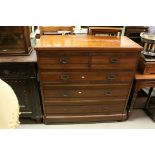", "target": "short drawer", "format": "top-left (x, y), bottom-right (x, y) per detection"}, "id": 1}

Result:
top-left (43, 84), bottom-right (130, 99)
top-left (38, 52), bottom-right (90, 69)
top-left (44, 100), bottom-right (125, 114)
top-left (40, 71), bottom-right (134, 83)
top-left (91, 53), bottom-right (138, 70)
